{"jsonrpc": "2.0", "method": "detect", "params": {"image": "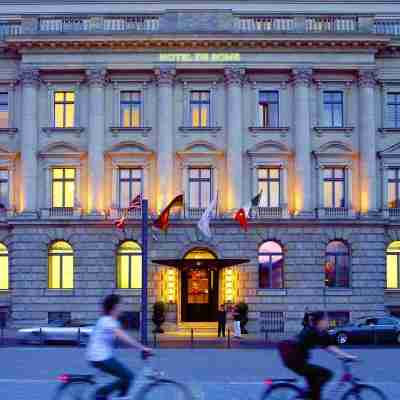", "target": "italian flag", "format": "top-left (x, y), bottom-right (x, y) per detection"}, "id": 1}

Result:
top-left (234, 191), bottom-right (262, 231)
